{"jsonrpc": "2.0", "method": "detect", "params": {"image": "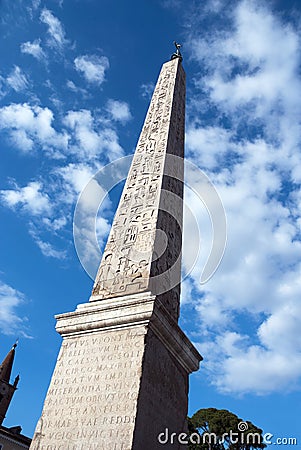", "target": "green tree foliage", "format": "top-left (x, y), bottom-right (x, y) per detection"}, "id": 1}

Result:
top-left (188, 408), bottom-right (266, 450)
